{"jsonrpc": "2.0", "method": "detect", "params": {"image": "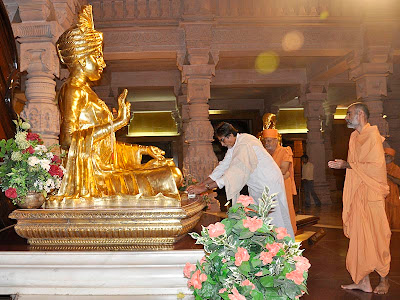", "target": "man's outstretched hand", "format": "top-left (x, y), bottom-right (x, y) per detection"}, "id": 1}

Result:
top-left (186, 184), bottom-right (207, 195)
top-left (328, 159), bottom-right (349, 169)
